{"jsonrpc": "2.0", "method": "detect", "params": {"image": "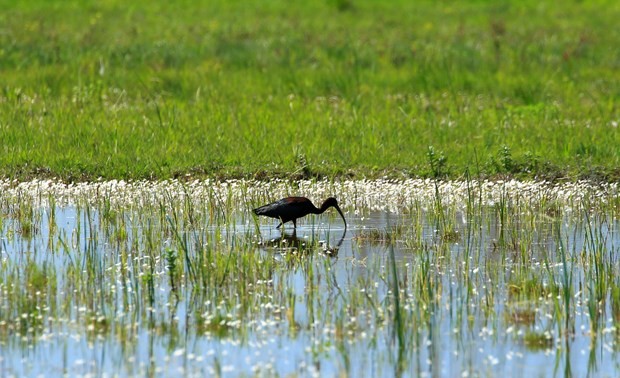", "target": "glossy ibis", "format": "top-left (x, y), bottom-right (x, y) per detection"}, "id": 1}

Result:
top-left (253, 197), bottom-right (347, 230)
